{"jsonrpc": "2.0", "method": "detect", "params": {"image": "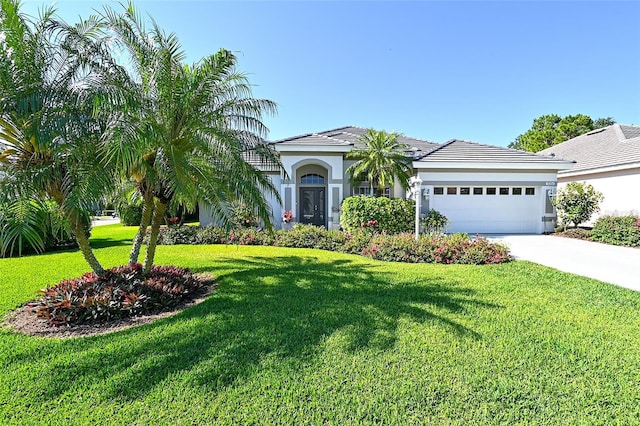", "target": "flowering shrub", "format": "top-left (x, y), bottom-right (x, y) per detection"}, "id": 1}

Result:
top-left (362, 233), bottom-right (511, 265)
top-left (34, 264), bottom-right (204, 326)
top-left (151, 224), bottom-right (512, 265)
top-left (591, 215), bottom-right (640, 247)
